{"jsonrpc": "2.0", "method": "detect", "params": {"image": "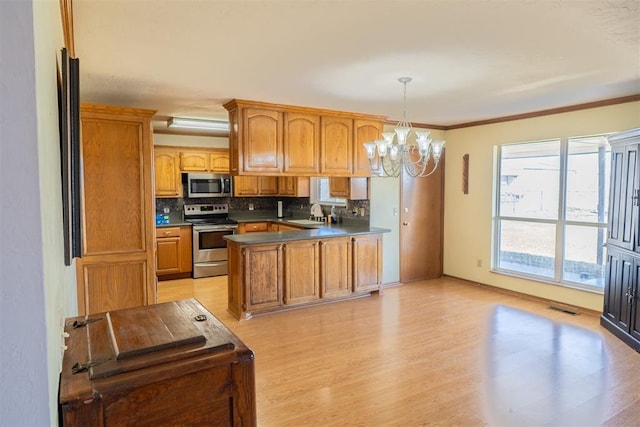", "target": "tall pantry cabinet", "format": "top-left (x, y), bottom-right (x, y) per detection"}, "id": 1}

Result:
top-left (602, 127), bottom-right (640, 352)
top-left (76, 104), bottom-right (157, 315)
